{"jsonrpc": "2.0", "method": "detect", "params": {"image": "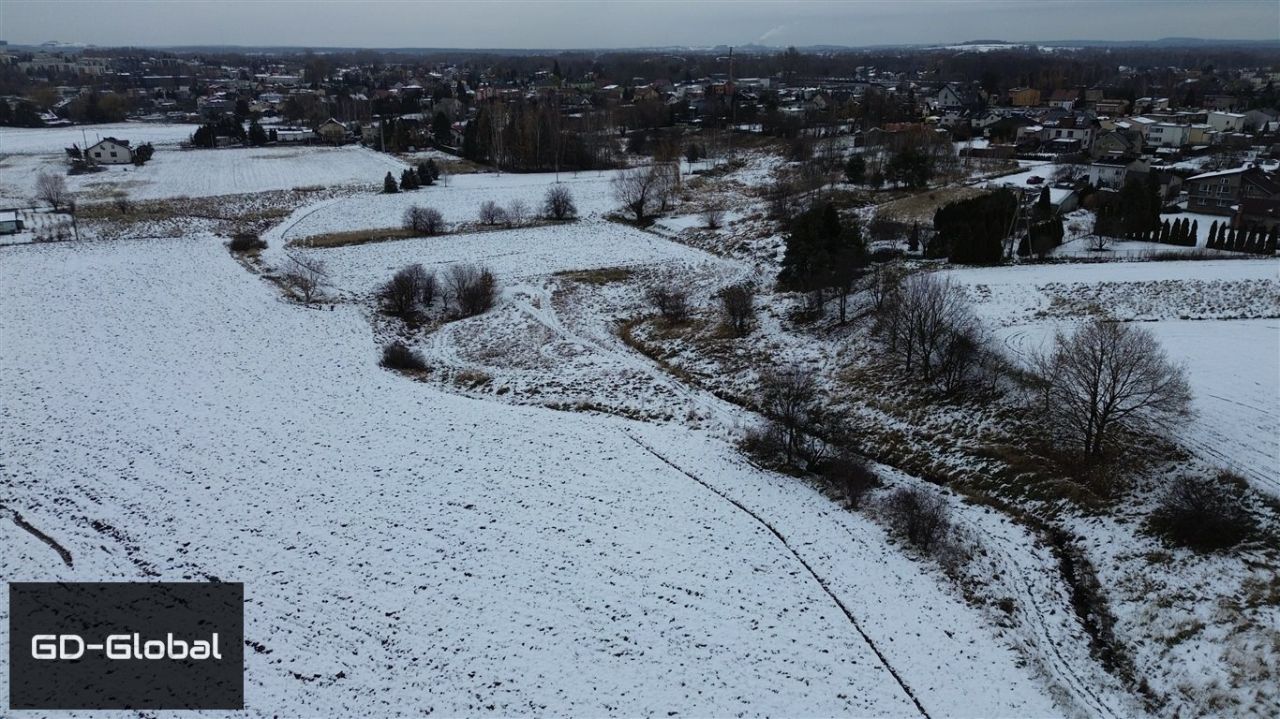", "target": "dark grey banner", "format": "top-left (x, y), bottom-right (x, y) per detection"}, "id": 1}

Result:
top-left (8, 582), bottom-right (244, 710)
